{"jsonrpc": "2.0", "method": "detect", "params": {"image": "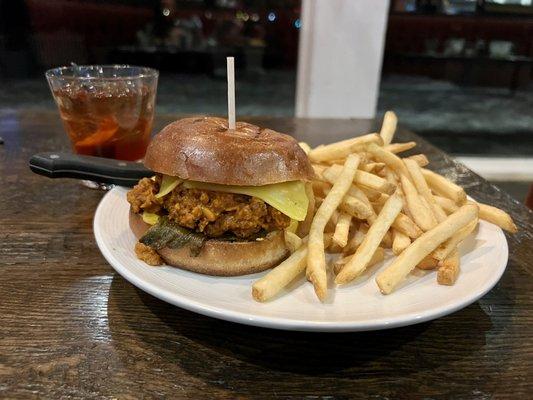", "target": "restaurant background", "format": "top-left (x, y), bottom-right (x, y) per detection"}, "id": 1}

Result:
top-left (0, 0), bottom-right (532, 203)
